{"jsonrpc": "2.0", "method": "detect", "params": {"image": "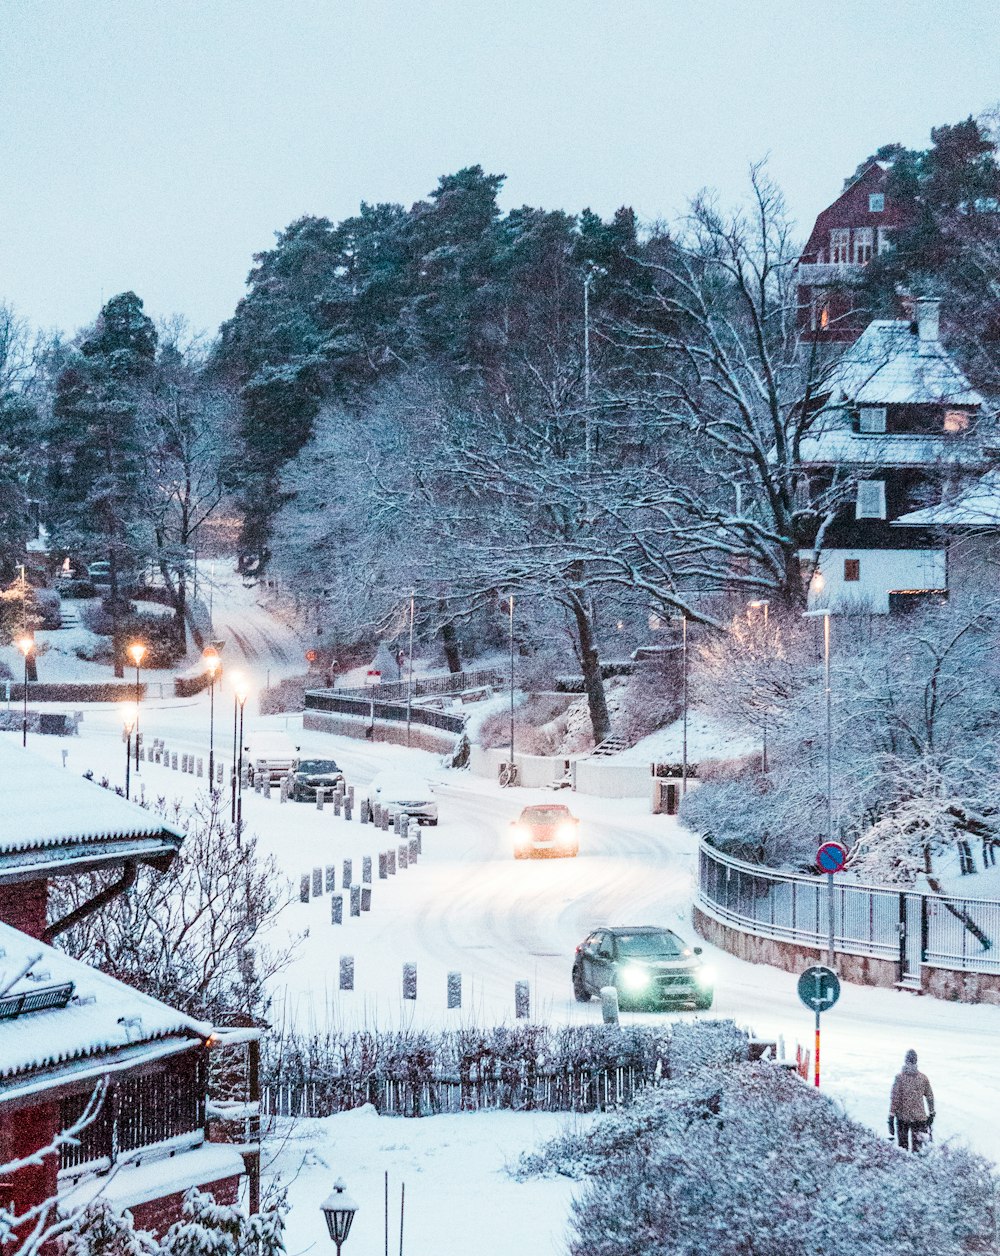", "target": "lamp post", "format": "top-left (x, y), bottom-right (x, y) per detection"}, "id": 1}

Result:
top-left (748, 600), bottom-right (770, 773)
top-left (681, 614), bottom-right (689, 795)
top-left (320, 1179), bottom-right (358, 1256)
top-left (15, 636), bottom-right (33, 747)
top-left (803, 608), bottom-right (833, 845)
top-left (235, 681), bottom-right (249, 841)
top-left (127, 642), bottom-right (146, 770)
top-left (406, 593), bottom-right (415, 747)
top-left (121, 704), bottom-right (137, 800)
top-left (203, 649), bottom-right (220, 789)
top-left (508, 594), bottom-right (515, 772)
top-left (229, 671), bottom-right (244, 825)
